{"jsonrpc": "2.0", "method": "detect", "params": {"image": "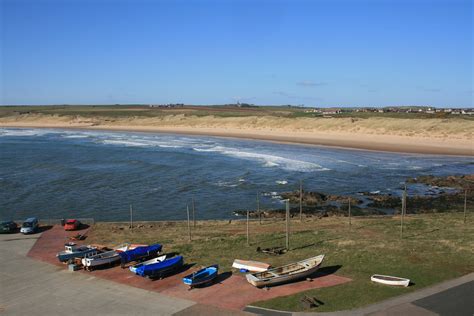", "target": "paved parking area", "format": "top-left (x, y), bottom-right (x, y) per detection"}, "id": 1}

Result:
top-left (0, 232), bottom-right (194, 315)
top-left (27, 225), bottom-right (352, 311)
